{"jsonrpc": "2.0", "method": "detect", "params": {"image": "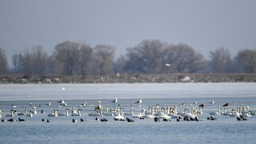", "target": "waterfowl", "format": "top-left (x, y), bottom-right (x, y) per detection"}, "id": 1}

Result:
top-left (112, 98), bottom-right (118, 103)
top-left (48, 109), bottom-right (58, 117)
top-left (80, 118), bottom-right (86, 122)
top-left (101, 118), bottom-right (108, 122)
top-left (199, 103), bottom-right (205, 109)
top-left (135, 99), bottom-right (142, 104)
top-left (72, 119), bottom-right (78, 123)
top-left (18, 118), bottom-right (25, 122)
top-left (126, 117), bottom-right (134, 122)
top-left (114, 108), bottom-right (125, 121)
top-left (223, 102), bottom-right (229, 107)
top-left (154, 117), bottom-right (160, 122)
top-left (130, 108), bottom-right (144, 118)
top-left (71, 107), bottom-right (81, 116)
